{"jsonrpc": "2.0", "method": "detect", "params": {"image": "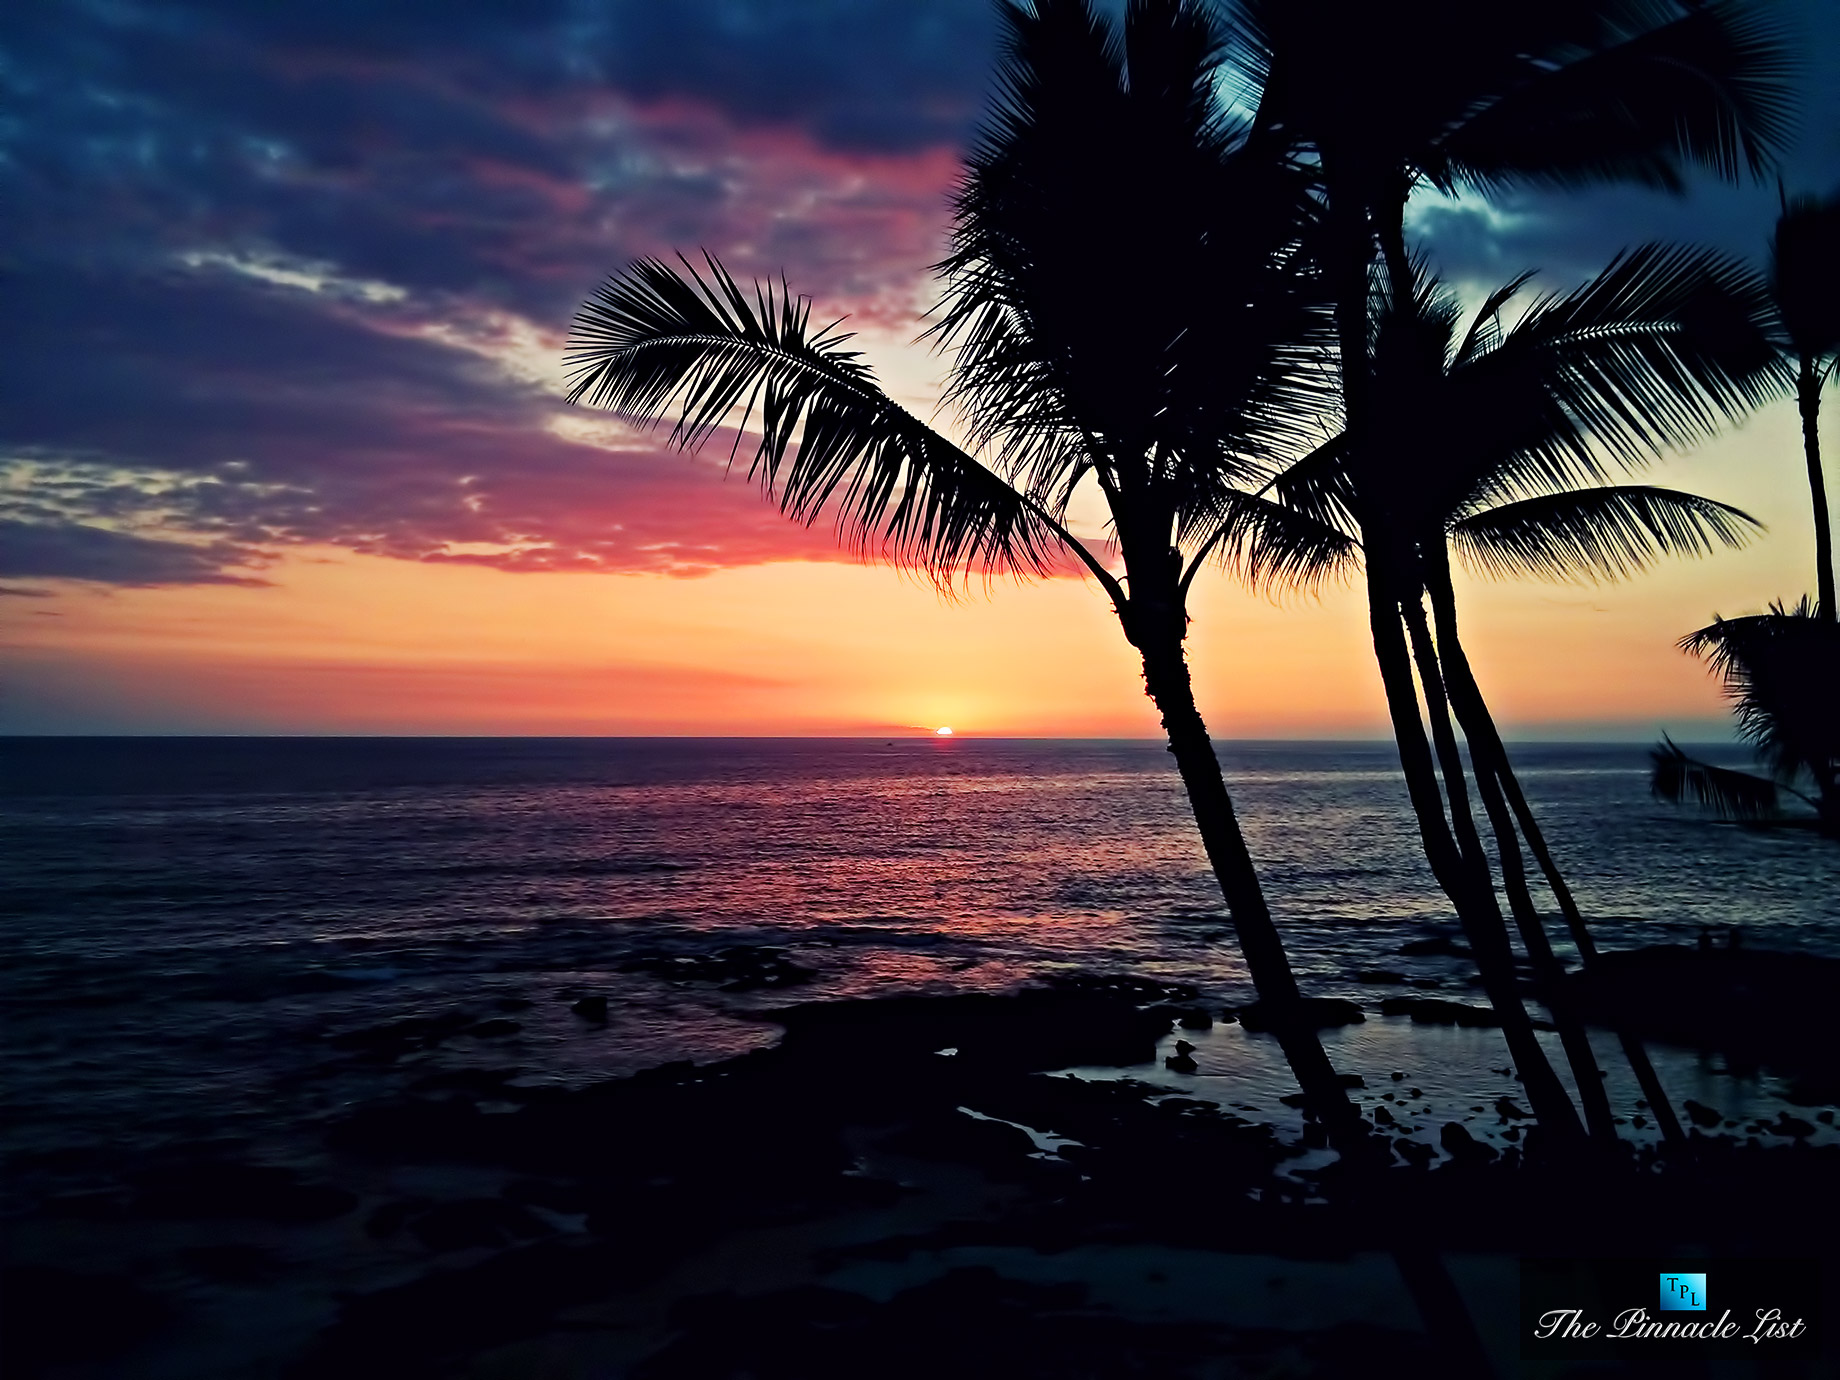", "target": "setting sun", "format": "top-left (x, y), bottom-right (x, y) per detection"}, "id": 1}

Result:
top-left (935, 726), bottom-right (954, 736)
